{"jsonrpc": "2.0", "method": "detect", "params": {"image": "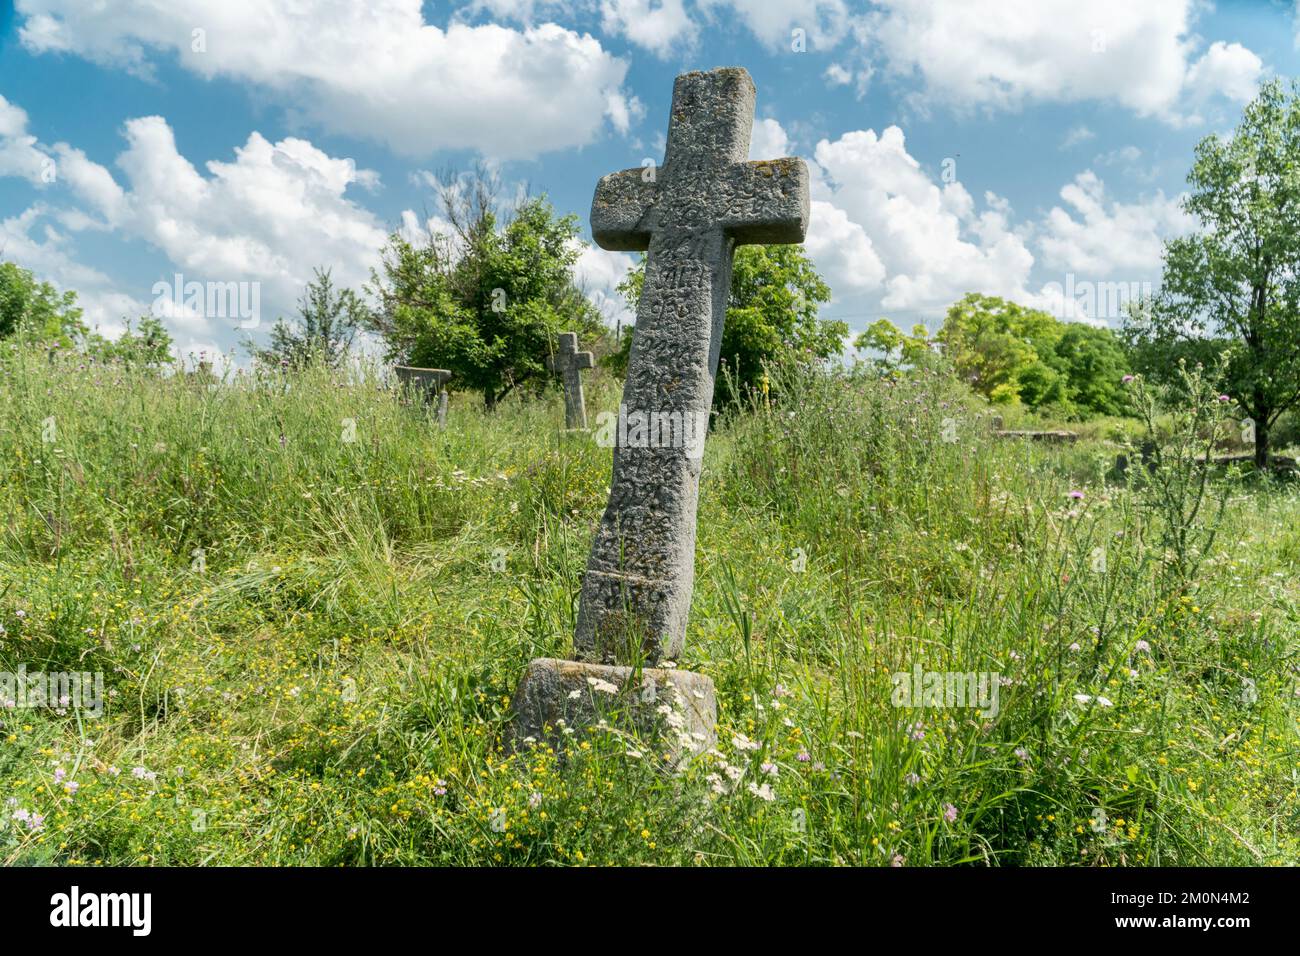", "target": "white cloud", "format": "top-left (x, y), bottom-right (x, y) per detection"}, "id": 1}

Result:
top-left (698, 0), bottom-right (849, 49)
top-left (1060, 125), bottom-right (1095, 149)
top-left (812, 126), bottom-right (1034, 313)
top-left (2, 104), bottom-right (393, 347)
top-left (748, 118), bottom-right (791, 160)
top-left (825, 63), bottom-right (853, 87)
top-left (15, 0), bottom-right (632, 159)
top-left (0, 95), bottom-right (52, 184)
top-left (860, 0), bottom-right (1261, 124)
top-left (575, 244), bottom-right (636, 327)
top-left (0, 204), bottom-right (147, 335)
top-left (1037, 170), bottom-right (1193, 277)
top-left (1185, 41), bottom-right (1263, 104)
top-left (600, 0), bottom-right (696, 56)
